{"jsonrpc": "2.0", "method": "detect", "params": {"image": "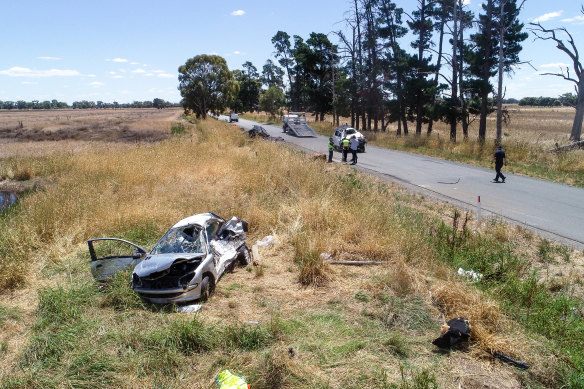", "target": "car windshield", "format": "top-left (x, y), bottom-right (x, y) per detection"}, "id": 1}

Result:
top-left (151, 225), bottom-right (205, 255)
top-left (346, 129), bottom-right (356, 135)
